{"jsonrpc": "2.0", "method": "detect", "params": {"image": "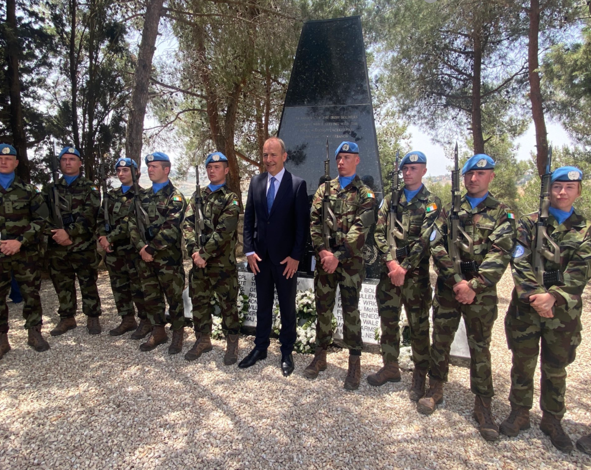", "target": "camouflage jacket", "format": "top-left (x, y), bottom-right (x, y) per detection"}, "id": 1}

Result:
top-left (128, 181), bottom-right (186, 262)
top-left (183, 185), bottom-right (240, 267)
top-left (510, 209), bottom-right (591, 314)
top-left (97, 185), bottom-right (143, 251)
top-left (42, 176), bottom-right (100, 252)
top-left (375, 184), bottom-right (440, 274)
top-left (310, 176), bottom-right (376, 263)
top-left (0, 177), bottom-right (49, 258)
top-left (431, 193), bottom-right (515, 293)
